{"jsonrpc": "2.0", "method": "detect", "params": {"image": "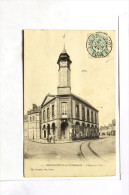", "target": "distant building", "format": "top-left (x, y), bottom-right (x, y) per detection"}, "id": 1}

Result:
top-left (99, 119), bottom-right (116, 136)
top-left (24, 115), bottom-right (29, 139)
top-left (26, 104), bottom-right (41, 139)
top-left (25, 44), bottom-right (99, 140)
top-left (111, 119), bottom-right (116, 135)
